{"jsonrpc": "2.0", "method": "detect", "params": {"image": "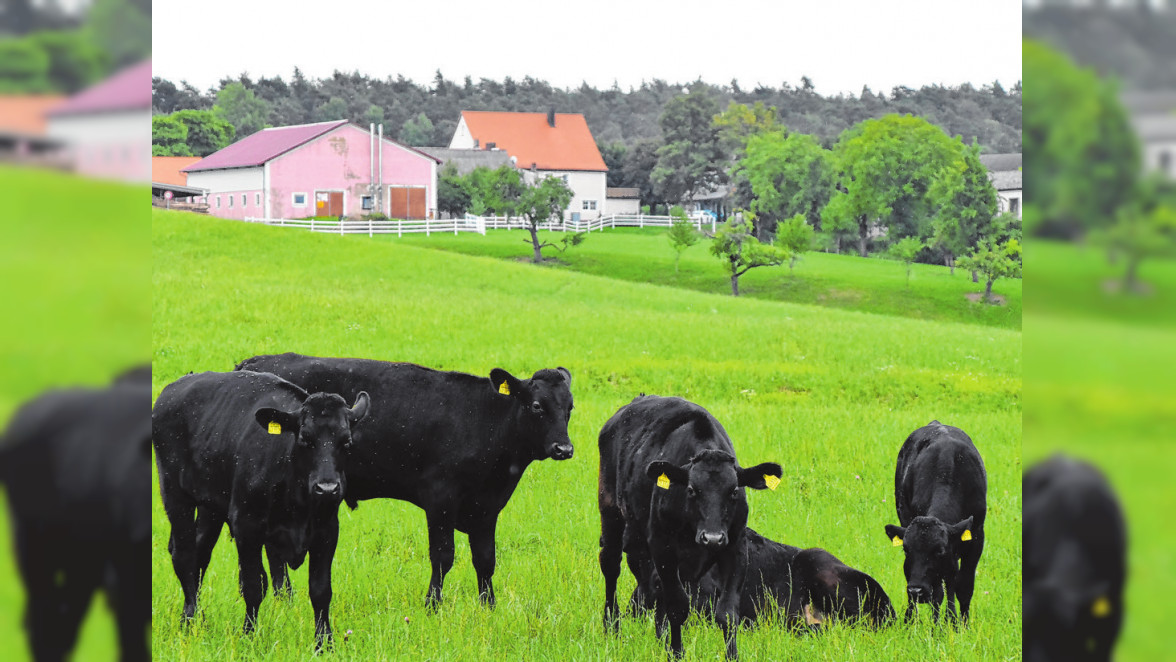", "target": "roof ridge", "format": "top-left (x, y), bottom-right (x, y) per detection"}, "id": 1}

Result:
top-left (262, 119), bottom-right (348, 131)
